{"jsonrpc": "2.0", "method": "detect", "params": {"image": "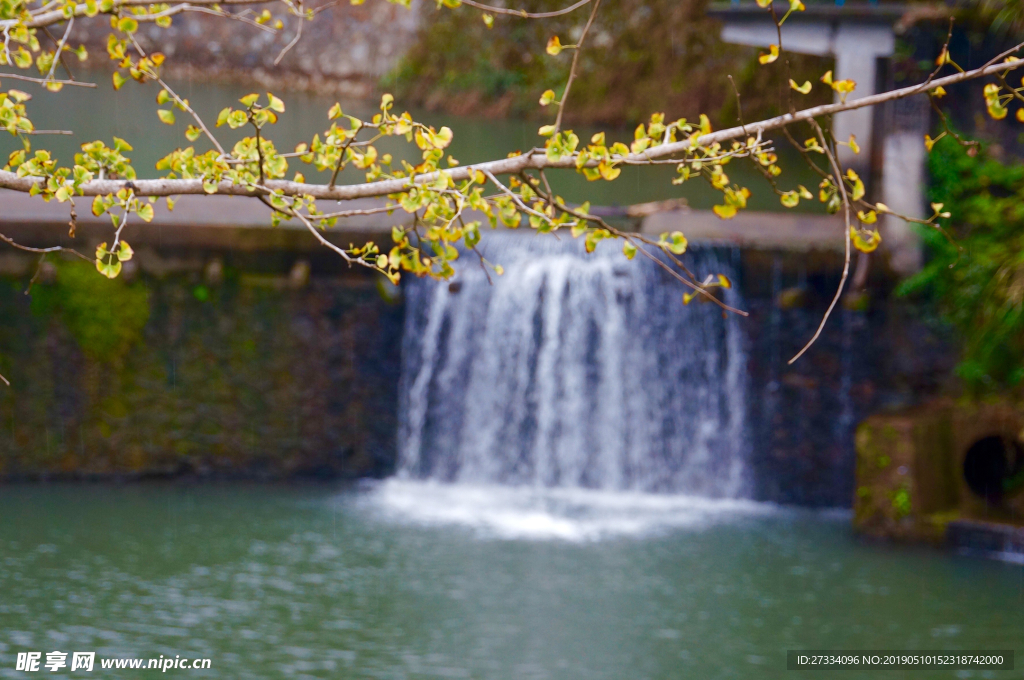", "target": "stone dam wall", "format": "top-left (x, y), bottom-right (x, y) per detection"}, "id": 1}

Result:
top-left (0, 223), bottom-right (955, 505)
